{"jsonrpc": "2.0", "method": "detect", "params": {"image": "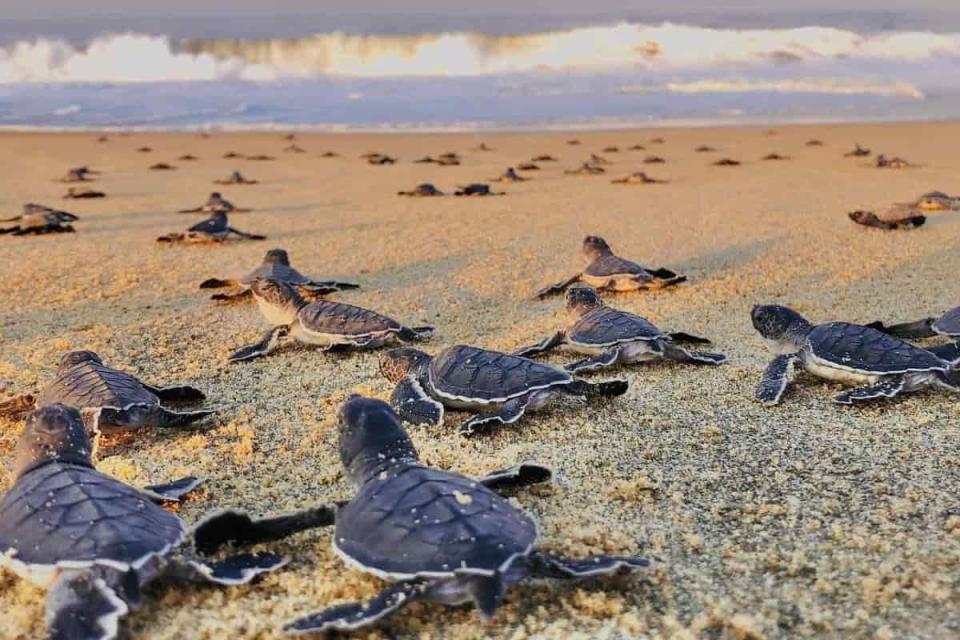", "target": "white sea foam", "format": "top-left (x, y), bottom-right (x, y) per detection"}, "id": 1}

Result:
top-left (620, 79), bottom-right (925, 99)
